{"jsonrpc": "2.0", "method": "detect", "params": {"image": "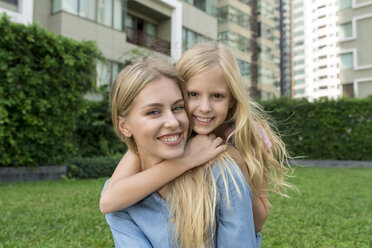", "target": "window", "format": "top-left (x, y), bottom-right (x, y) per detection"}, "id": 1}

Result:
top-left (294, 21), bottom-right (304, 28)
top-left (237, 59), bottom-right (250, 78)
top-left (295, 79), bottom-right (305, 85)
top-left (52, 0), bottom-right (124, 30)
top-left (218, 6), bottom-right (250, 29)
top-left (294, 50), bottom-right (304, 56)
top-left (318, 35), bottom-right (326, 39)
top-left (318, 25), bottom-right (326, 29)
top-left (295, 69), bottom-right (305, 75)
top-left (53, 0), bottom-right (78, 14)
top-left (79, 0), bottom-right (96, 20)
top-left (318, 65), bottom-right (327, 69)
top-left (318, 55), bottom-right (327, 59)
top-left (340, 52), bottom-right (353, 69)
top-left (318, 15), bottom-right (326, 19)
top-left (295, 89), bottom-right (305, 95)
top-left (294, 60), bottom-right (304, 66)
top-left (183, 28), bottom-right (210, 51)
top-left (319, 86), bottom-right (328, 90)
top-left (339, 22), bottom-right (352, 39)
top-left (294, 31), bottom-right (304, 37)
top-left (319, 75), bottom-right (328, 80)
top-left (295, 41), bottom-right (304, 46)
top-left (219, 31), bottom-right (250, 53)
top-left (318, 5), bottom-right (326, 9)
top-left (96, 60), bottom-right (123, 87)
top-left (339, 0), bottom-right (351, 10)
